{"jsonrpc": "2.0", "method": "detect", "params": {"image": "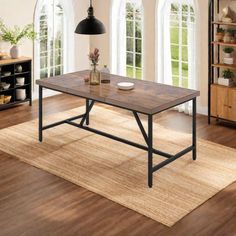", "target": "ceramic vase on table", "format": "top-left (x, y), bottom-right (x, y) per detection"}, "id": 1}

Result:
top-left (90, 64), bottom-right (101, 85)
top-left (10, 45), bottom-right (20, 59)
